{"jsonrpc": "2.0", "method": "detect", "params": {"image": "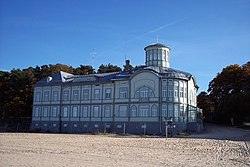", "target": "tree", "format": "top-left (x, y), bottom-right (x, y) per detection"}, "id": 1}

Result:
top-left (74, 65), bottom-right (95, 75)
top-left (97, 63), bottom-right (122, 73)
top-left (207, 61), bottom-right (250, 124)
top-left (197, 91), bottom-right (212, 122)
